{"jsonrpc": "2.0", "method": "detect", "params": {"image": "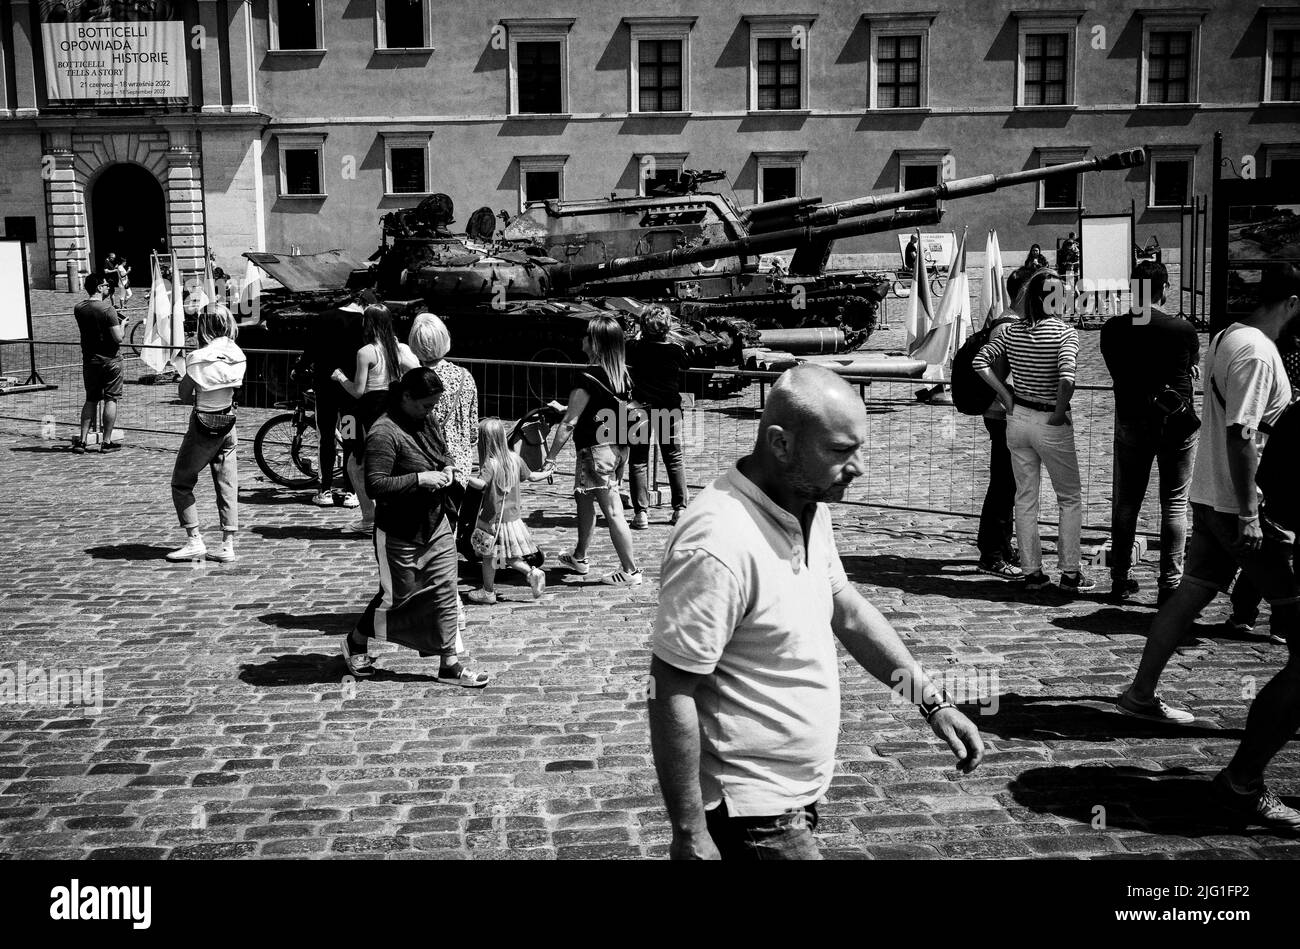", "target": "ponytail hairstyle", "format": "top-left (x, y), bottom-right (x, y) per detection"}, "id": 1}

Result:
top-left (477, 417), bottom-right (518, 498)
top-left (197, 304), bottom-right (238, 345)
top-left (585, 314), bottom-right (632, 394)
top-left (362, 304), bottom-right (403, 385)
top-left (388, 365), bottom-right (444, 413)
